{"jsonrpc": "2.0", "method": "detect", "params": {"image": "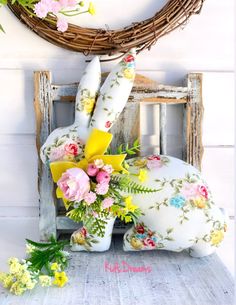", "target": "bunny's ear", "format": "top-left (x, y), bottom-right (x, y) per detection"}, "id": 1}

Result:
top-left (89, 49), bottom-right (136, 131)
top-left (75, 56), bottom-right (101, 127)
